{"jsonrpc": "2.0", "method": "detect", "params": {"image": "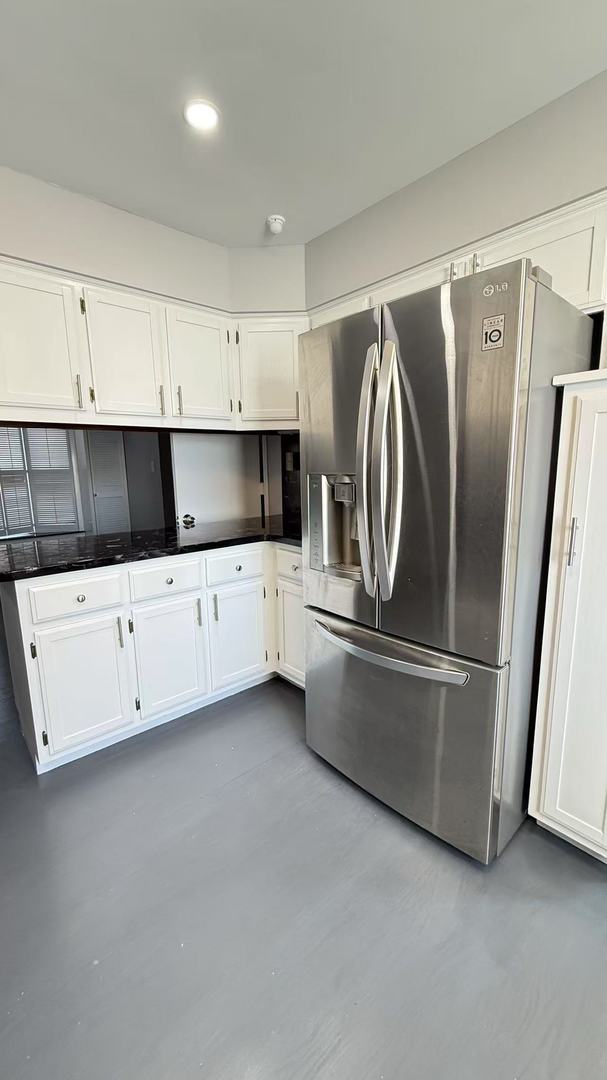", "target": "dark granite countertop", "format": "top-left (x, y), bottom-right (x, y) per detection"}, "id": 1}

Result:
top-left (0, 516), bottom-right (302, 582)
